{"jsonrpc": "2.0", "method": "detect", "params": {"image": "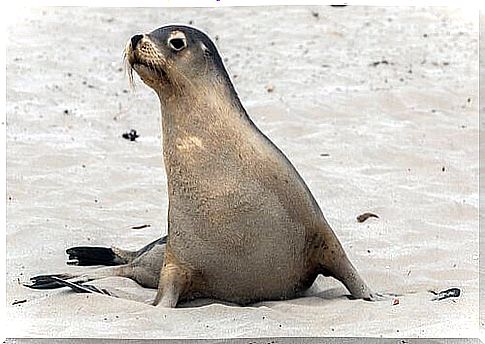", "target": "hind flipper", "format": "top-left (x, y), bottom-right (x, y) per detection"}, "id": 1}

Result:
top-left (25, 265), bottom-right (130, 291)
top-left (49, 277), bottom-right (115, 296)
top-left (25, 275), bottom-right (115, 296)
top-left (66, 236), bottom-right (168, 267)
top-left (135, 236), bottom-right (167, 257)
top-left (24, 274), bottom-right (75, 289)
top-left (66, 246), bottom-right (135, 266)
